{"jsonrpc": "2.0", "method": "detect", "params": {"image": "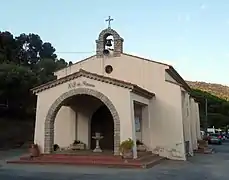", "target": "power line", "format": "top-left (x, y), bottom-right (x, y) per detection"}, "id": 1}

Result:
top-left (56, 51), bottom-right (95, 54)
